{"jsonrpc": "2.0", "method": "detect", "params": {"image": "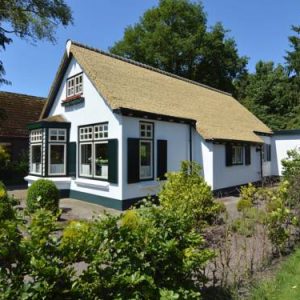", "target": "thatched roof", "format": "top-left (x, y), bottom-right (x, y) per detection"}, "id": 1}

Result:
top-left (0, 91), bottom-right (45, 138)
top-left (42, 41), bottom-right (272, 143)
